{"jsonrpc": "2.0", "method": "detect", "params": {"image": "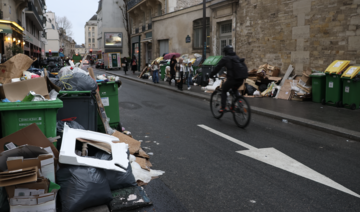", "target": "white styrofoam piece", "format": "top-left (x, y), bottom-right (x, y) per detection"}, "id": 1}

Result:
top-left (59, 124), bottom-right (129, 172)
top-left (204, 78), bottom-right (222, 91)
